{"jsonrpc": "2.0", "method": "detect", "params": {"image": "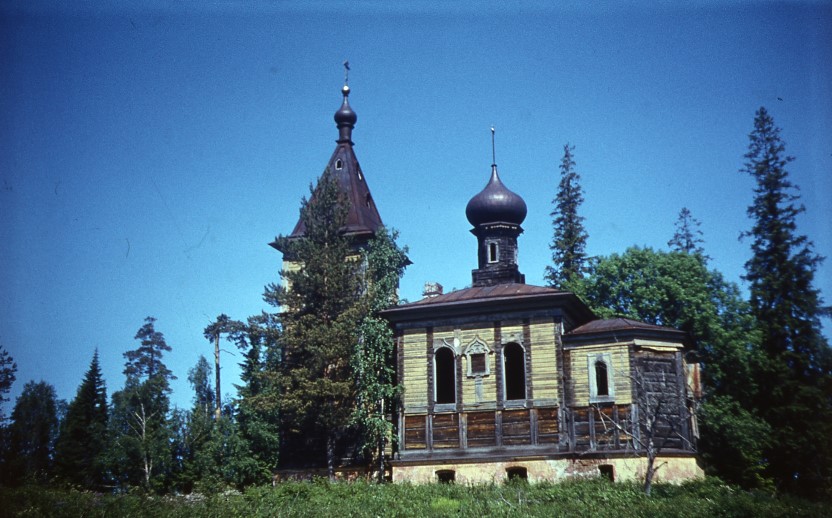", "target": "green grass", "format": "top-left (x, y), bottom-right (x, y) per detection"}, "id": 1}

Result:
top-left (0, 478), bottom-right (826, 517)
